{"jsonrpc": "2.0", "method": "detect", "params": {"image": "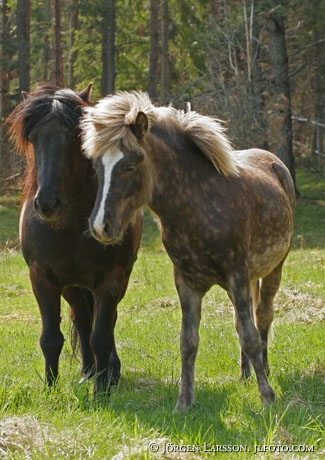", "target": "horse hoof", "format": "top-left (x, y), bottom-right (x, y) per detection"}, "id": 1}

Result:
top-left (260, 387), bottom-right (276, 405)
top-left (239, 371), bottom-right (251, 382)
top-left (79, 374), bottom-right (89, 384)
top-left (173, 394), bottom-right (194, 412)
top-left (108, 372), bottom-right (121, 387)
